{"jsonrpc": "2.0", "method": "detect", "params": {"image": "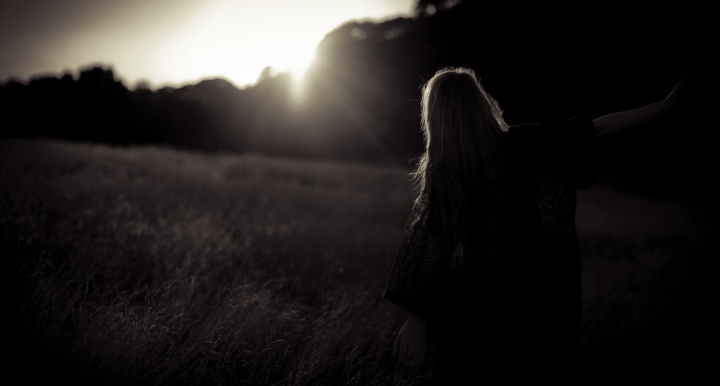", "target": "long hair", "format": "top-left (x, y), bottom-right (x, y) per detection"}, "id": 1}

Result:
top-left (412, 67), bottom-right (513, 246)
